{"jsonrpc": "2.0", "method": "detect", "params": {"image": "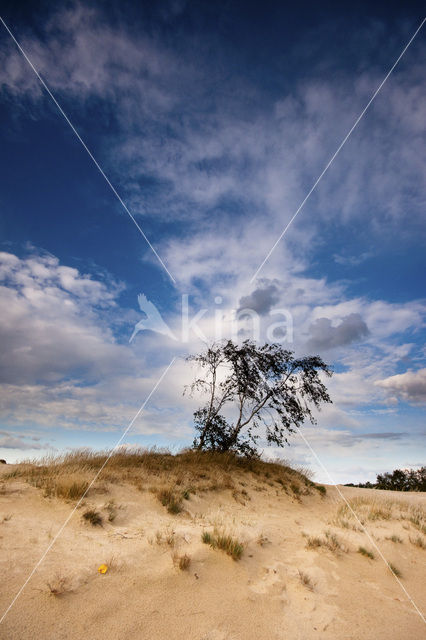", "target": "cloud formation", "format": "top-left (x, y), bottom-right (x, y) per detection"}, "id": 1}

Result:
top-left (307, 313), bottom-right (370, 351)
top-left (238, 283), bottom-right (280, 316)
top-left (376, 368), bottom-right (426, 404)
